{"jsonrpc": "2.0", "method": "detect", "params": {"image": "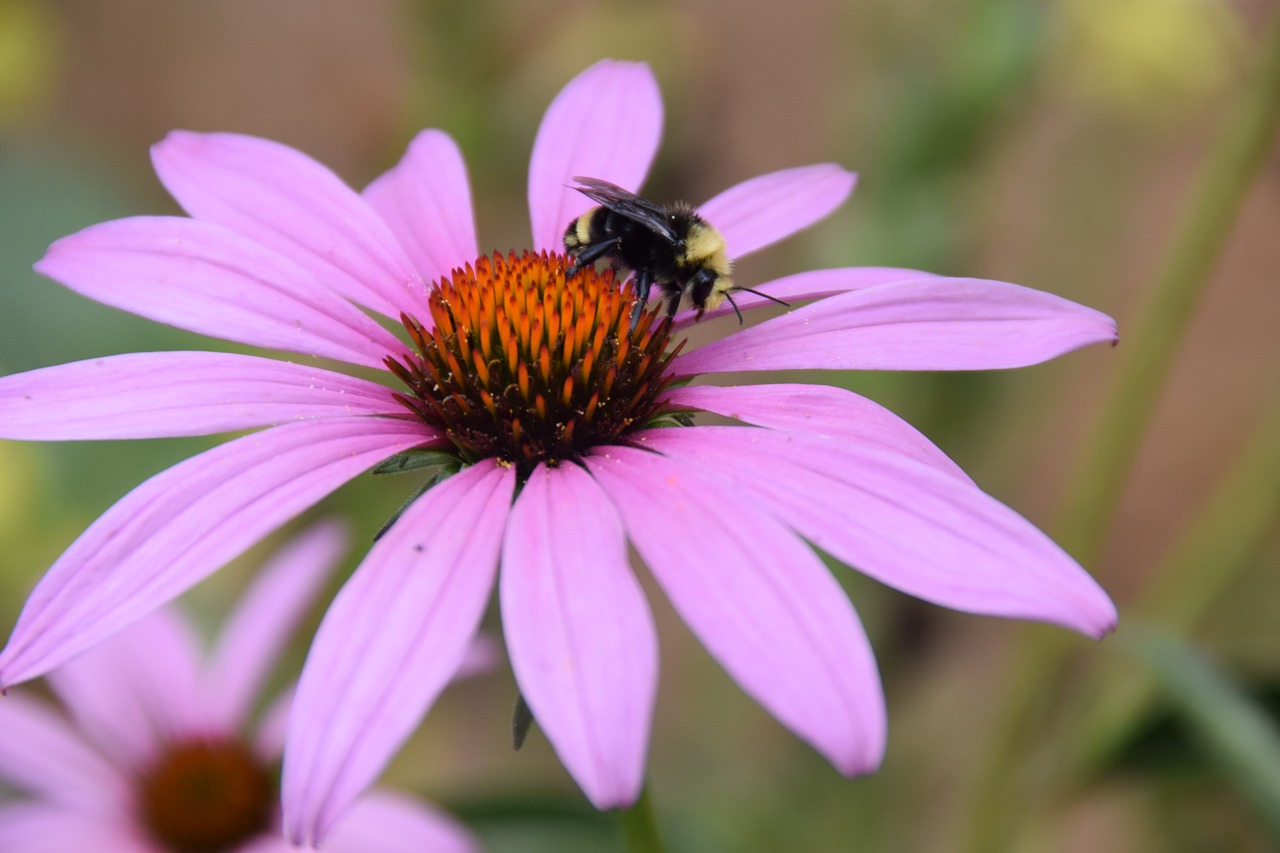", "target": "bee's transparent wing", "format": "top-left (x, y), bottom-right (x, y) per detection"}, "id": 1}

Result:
top-left (570, 177), bottom-right (680, 242)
